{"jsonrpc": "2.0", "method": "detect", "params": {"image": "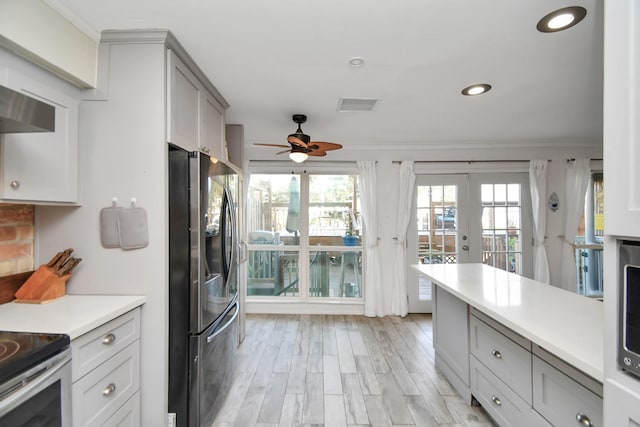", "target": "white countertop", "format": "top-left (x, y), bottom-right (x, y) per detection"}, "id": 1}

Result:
top-left (0, 294), bottom-right (145, 339)
top-left (412, 263), bottom-right (603, 382)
